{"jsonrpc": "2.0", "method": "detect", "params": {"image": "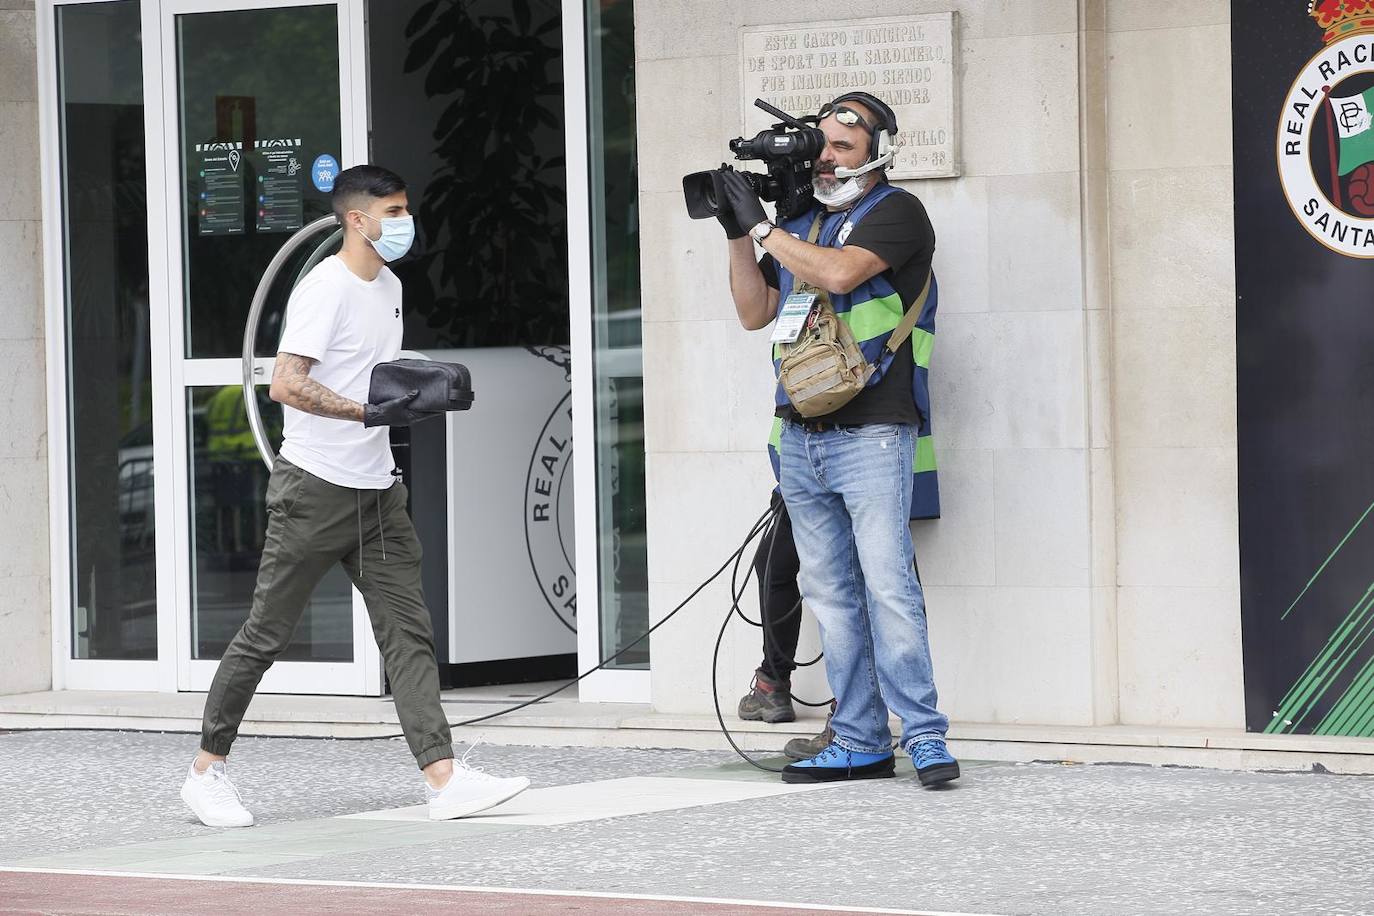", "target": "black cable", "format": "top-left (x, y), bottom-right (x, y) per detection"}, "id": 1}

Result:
top-left (5, 502), bottom-right (827, 770)
top-left (710, 503), bottom-right (788, 772)
top-left (0, 502), bottom-right (796, 769)
top-left (388, 503), bottom-right (786, 738)
top-left (752, 497), bottom-right (832, 708)
top-left (708, 496), bottom-right (847, 771)
top-left (748, 515), bottom-right (831, 706)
